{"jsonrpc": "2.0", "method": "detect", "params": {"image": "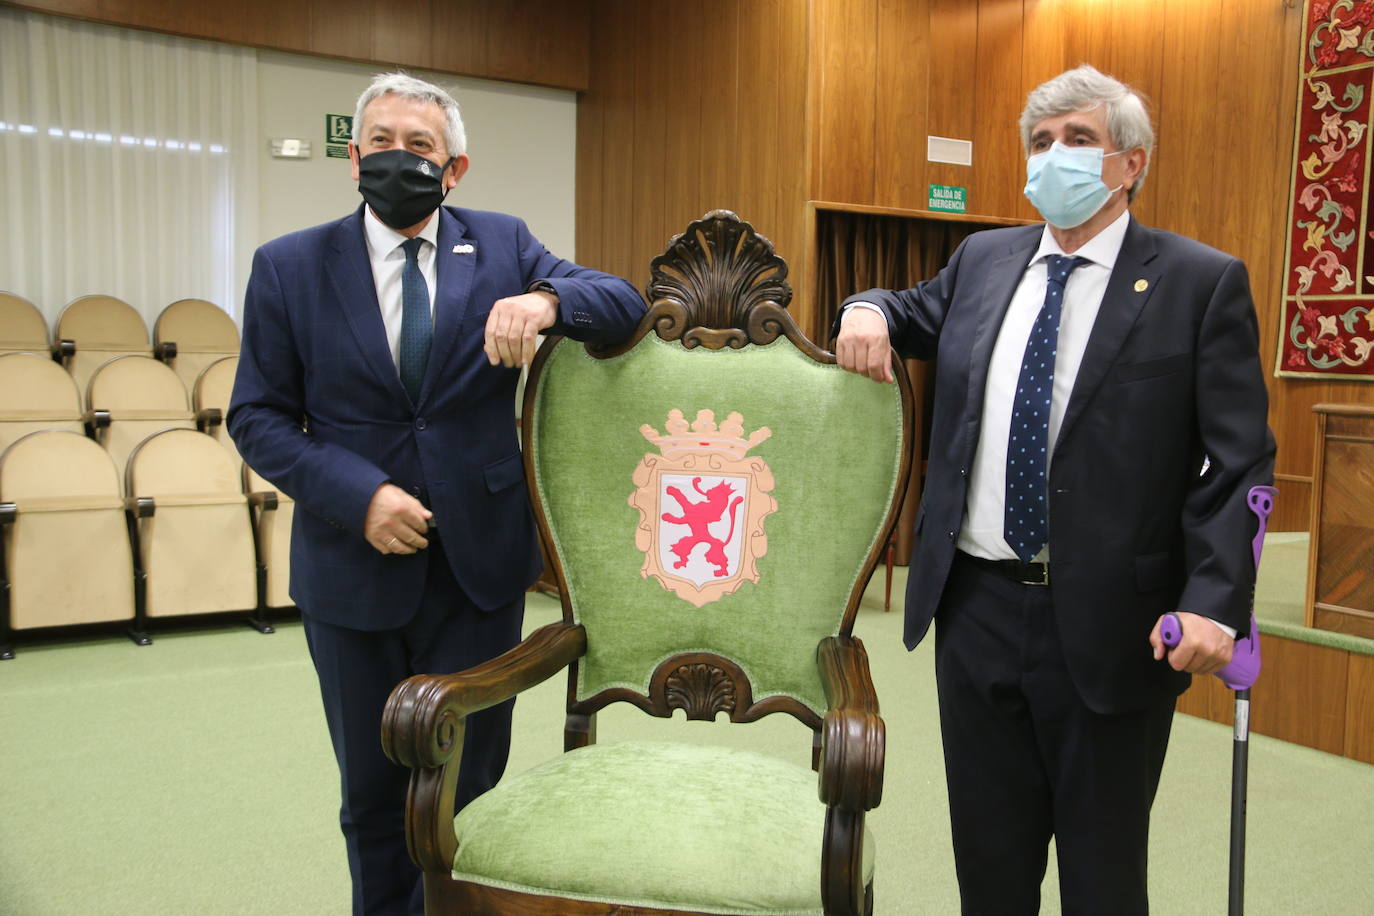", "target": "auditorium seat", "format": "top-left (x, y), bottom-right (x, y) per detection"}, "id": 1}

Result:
top-left (0, 292), bottom-right (50, 357)
top-left (153, 299), bottom-right (240, 393)
top-left (192, 355), bottom-right (239, 457)
top-left (0, 430), bottom-right (136, 659)
top-left (124, 428), bottom-right (258, 623)
top-left (0, 353), bottom-right (85, 455)
top-left (55, 295), bottom-right (152, 403)
top-left (245, 464), bottom-right (294, 610)
top-left (85, 355), bottom-right (196, 489)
